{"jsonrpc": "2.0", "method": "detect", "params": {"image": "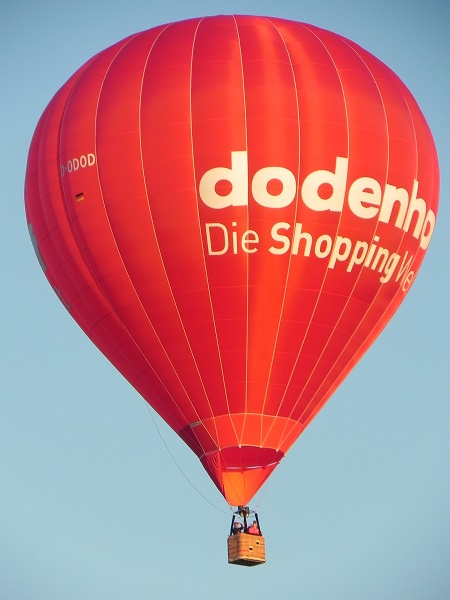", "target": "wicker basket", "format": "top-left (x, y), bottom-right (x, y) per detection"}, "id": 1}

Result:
top-left (227, 533), bottom-right (266, 566)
